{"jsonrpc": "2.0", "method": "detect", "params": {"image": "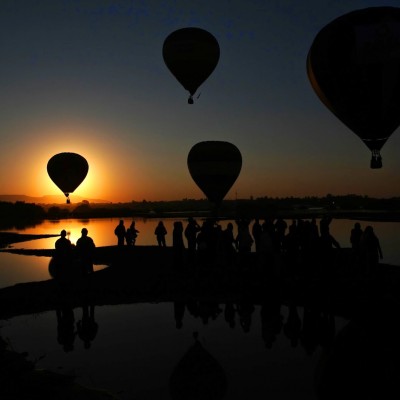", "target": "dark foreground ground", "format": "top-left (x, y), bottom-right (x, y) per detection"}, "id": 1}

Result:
top-left (1, 234), bottom-right (400, 399)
